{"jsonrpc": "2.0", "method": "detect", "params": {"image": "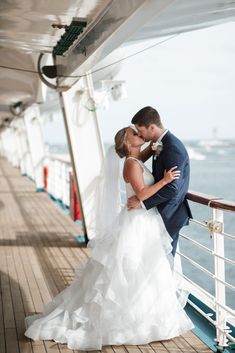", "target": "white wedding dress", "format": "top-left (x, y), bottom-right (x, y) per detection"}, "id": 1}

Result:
top-left (25, 157), bottom-right (194, 350)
